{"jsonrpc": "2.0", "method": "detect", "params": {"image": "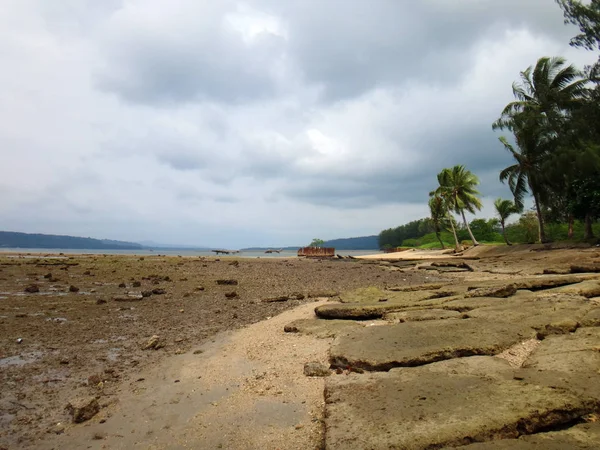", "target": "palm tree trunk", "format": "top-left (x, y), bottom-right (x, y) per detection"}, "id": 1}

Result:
top-left (532, 192), bottom-right (549, 243)
top-left (460, 209), bottom-right (479, 246)
top-left (447, 214), bottom-right (461, 252)
top-left (584, 213), bottom-right (595, 240)
top-left (501, 221), bottom-right (511, 245)
top-left (435, 229), bottom-right (445, 249)
top-left (567, 215), bottom-right (574, 239)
